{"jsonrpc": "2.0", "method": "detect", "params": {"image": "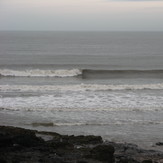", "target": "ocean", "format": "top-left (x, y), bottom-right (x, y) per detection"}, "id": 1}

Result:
top-left (0, 31), bottom-right (163, 150)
